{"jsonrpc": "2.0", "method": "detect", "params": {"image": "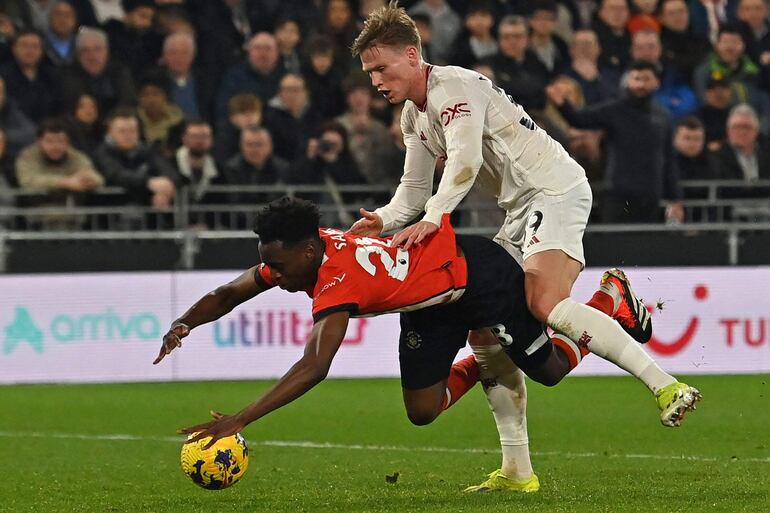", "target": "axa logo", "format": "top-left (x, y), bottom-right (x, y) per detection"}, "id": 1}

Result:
top-left (440, 102), bottom-right (470, 126)
top-left (2, 306), bottom-right (160, 355)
